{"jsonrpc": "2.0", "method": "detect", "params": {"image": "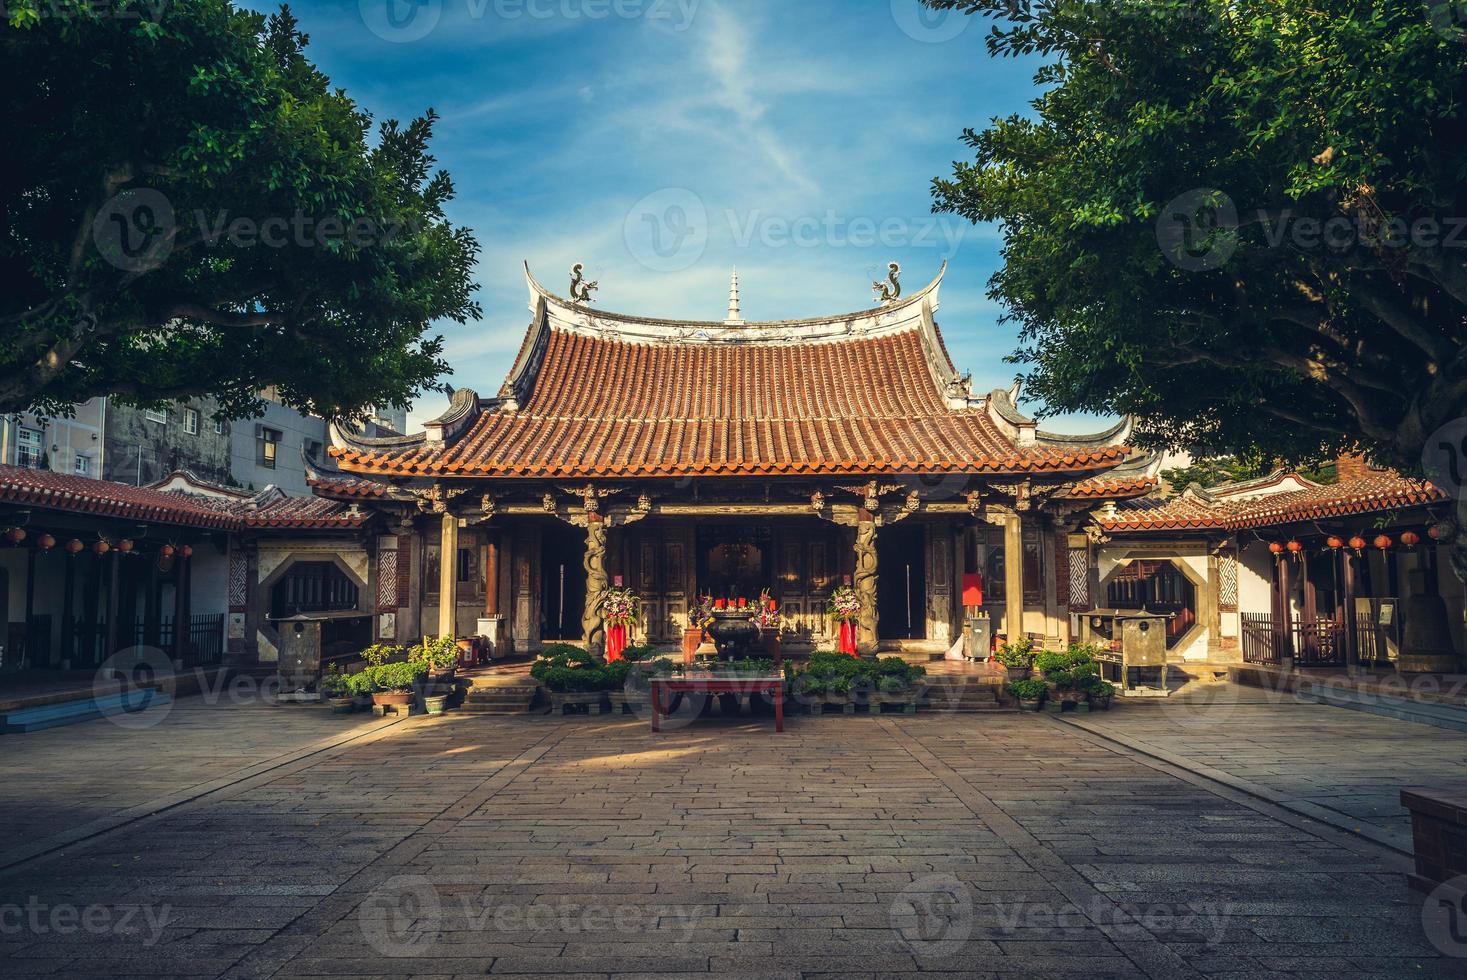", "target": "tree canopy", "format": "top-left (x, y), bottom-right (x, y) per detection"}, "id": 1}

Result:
top-left (2, 0), bottom-right (480, 422)
top-left (927, 0), bottom-right (1467, 478)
